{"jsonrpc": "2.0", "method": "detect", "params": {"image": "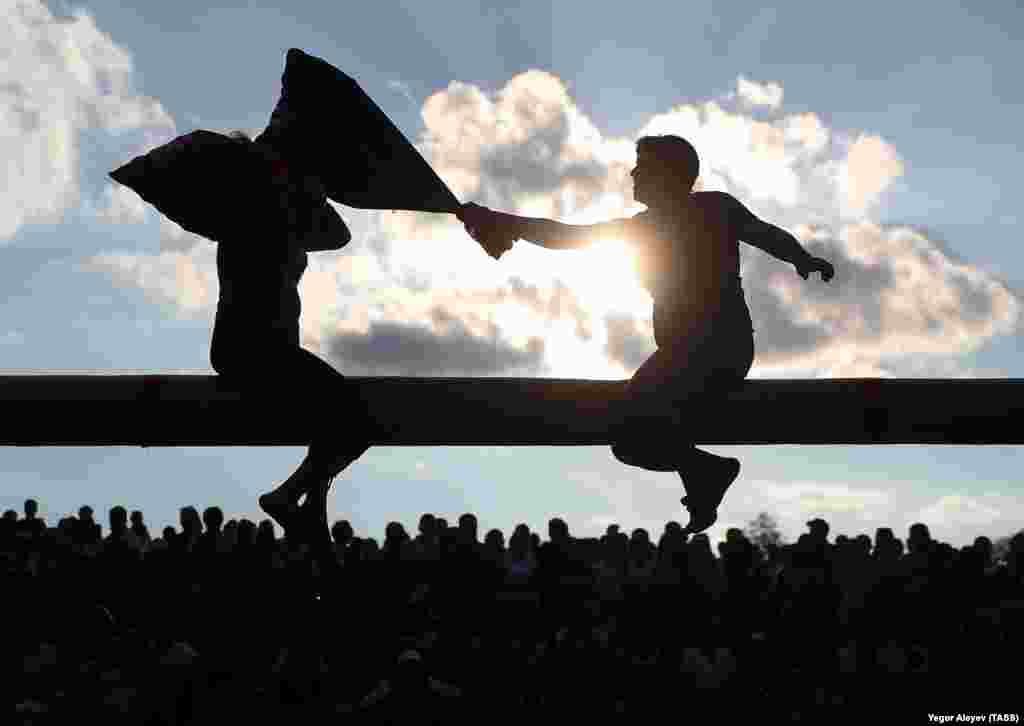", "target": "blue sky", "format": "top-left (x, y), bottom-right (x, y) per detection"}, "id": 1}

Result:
top-left (2, 0), bottom-right (1023, 546)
